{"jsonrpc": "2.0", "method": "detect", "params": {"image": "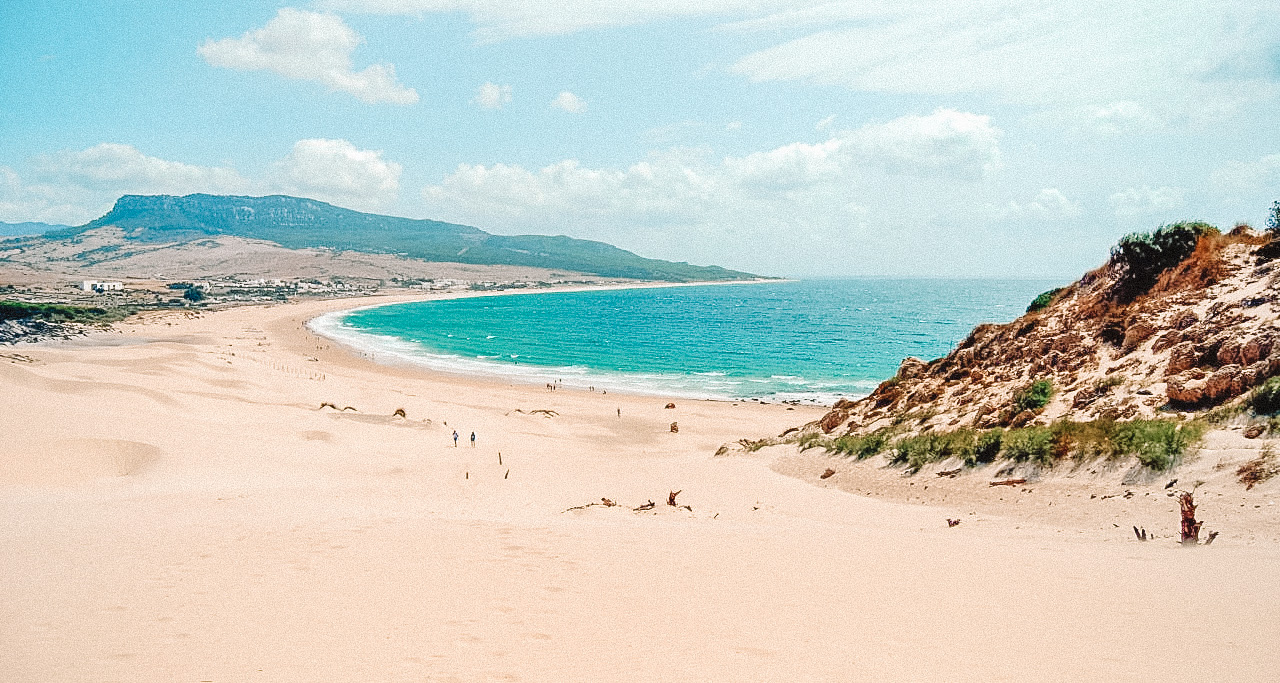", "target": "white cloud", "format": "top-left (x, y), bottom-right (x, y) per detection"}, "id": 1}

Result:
top-left (33, 143), bottom-right (250, 195)
top-left (0, 140), bottom-right (401, 225)
top-left (551, 91), bottom-right (586, 113)
top-left (472, 82), bottom-right (512, 109)
top-left (1, 144), bottom-right (251, 225)
top-left (997, 188), bottom-right (1082, 221)
top-left (318, 0), bottom-right (816, 41)
top-left (421, 109), bottom-right (1004, 269)
top-left (198, 8), bottom-right (418, 105)
top-left (1212, 154), bottom-right (1280, 195)
top-left (729, 0), bottom-right (1279, 115)
top-left (1109, 185), bottom-right (1186, 217)
top-left (268, 139), bottom-right (402, 211)
top-left (843, 109), bottom-right (1001, 179)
